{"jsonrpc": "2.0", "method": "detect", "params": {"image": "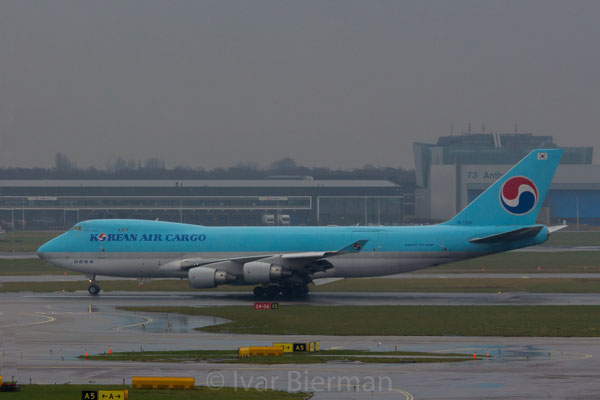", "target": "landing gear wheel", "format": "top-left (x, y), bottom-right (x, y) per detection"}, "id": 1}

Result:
top-left (280, 285), bottom-right (294, 299)
top-left (293, 285), bottom-right (309, 298)
top-left (253, 286), bottom-right (266, 298)
top-left (300, 285), bottom-right (309, 296)
top-left (266, 285), bottom-right (281, 299)
top-left (88, 284), bottom-right (101, 295)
